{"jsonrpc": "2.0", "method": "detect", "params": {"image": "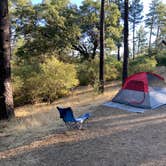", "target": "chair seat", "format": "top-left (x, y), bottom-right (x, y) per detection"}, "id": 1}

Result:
top-left (57, 107), bottom-right (91, 129)
top-left (75, 113), bottom-right (90, 123)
